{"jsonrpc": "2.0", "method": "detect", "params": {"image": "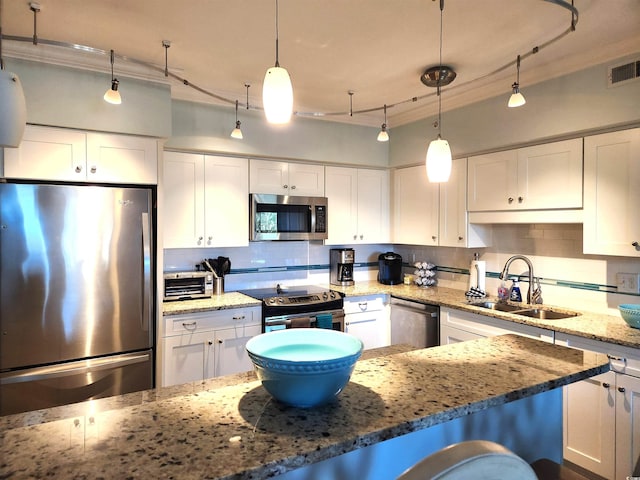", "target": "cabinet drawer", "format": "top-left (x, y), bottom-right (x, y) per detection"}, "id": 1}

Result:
top-left (343, 295), bottom-right (388, 314)
top-left (164, 307), bottom-right (258, 335)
